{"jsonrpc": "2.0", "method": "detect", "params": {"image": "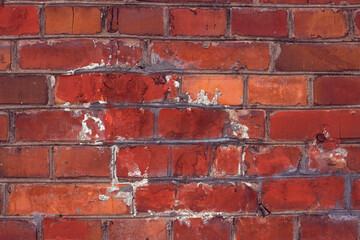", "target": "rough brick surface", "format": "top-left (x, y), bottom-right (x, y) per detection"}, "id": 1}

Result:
top-left (0, 220), bottom-right (37, 240)
top-left (0, 41), bottom-right (11, 70)
top-left (0, 6), bottom-right (39, 36)
top-left (0, 113), bottom-right (8, 141)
